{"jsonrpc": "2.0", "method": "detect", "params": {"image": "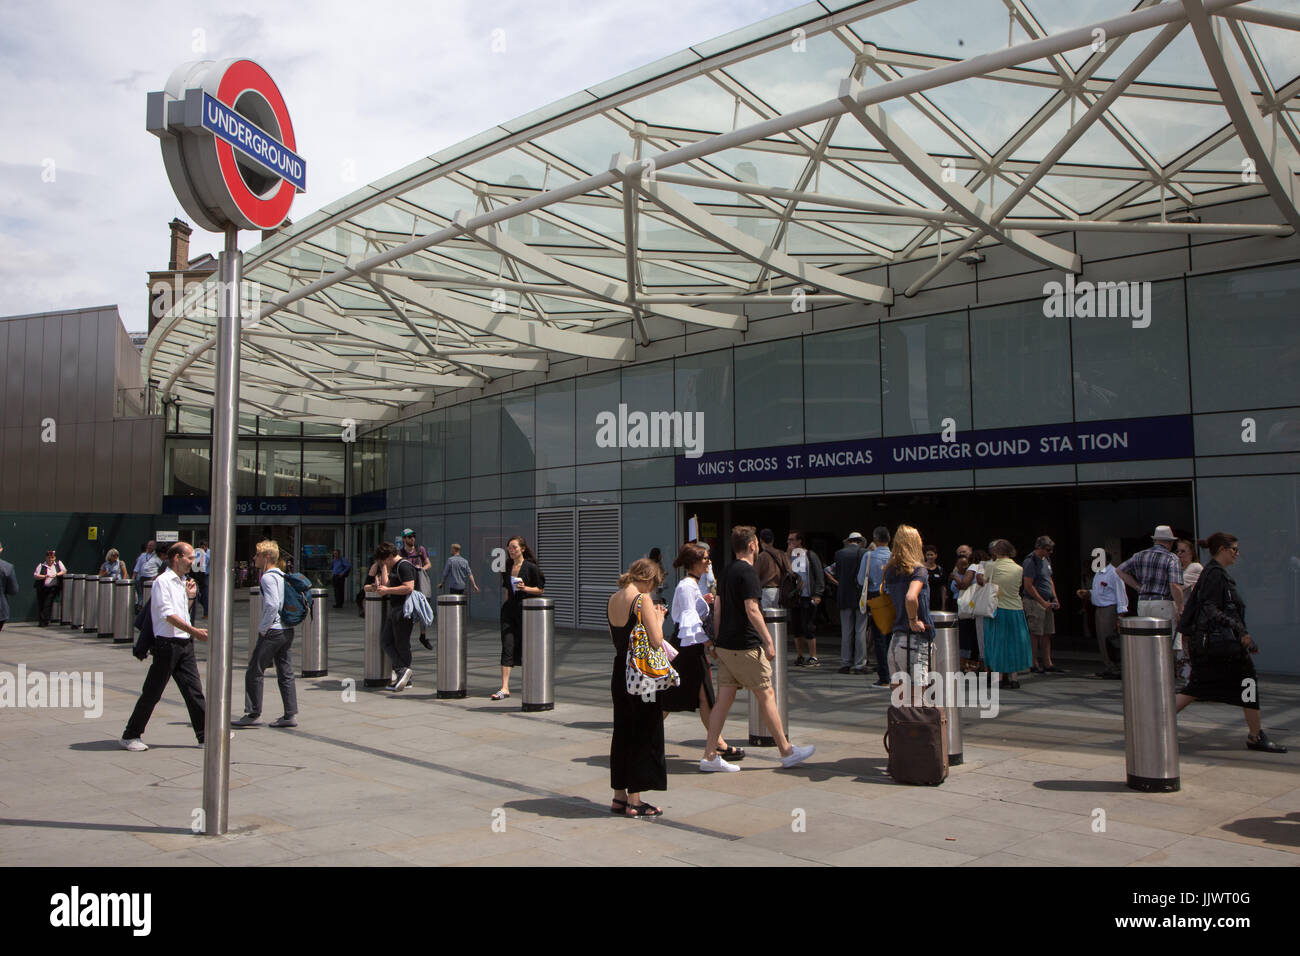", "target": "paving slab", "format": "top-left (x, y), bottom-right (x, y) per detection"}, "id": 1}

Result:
top-left (1, 617), bottom-right (1297, 867)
